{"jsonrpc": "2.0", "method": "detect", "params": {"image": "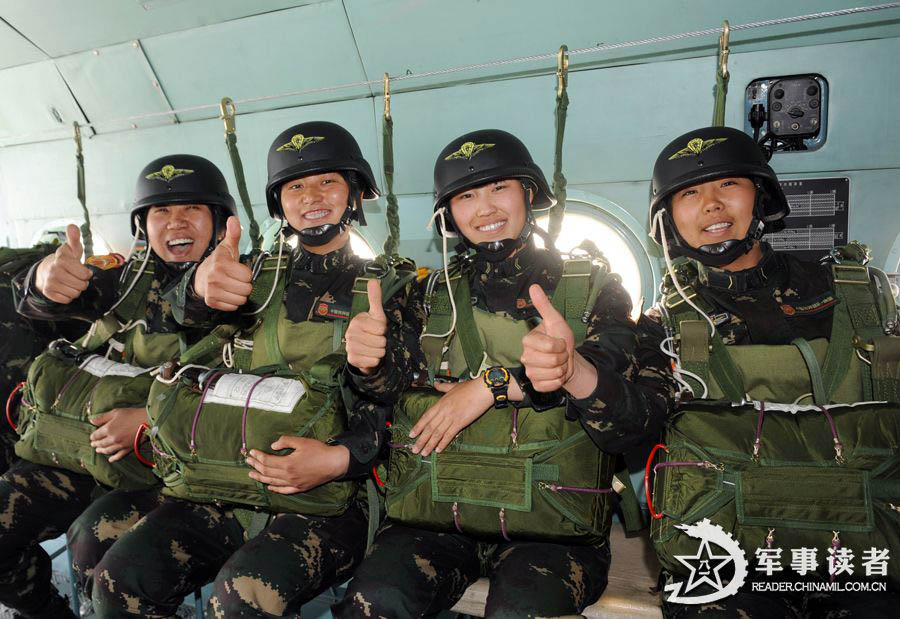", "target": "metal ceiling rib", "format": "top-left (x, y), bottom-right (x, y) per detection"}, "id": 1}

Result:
top-left (0, 17), bottom-right (47, 69)
top-left (0, 1), bottom-right (899, 147)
